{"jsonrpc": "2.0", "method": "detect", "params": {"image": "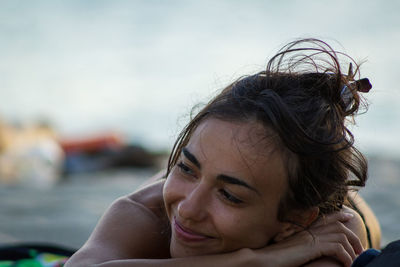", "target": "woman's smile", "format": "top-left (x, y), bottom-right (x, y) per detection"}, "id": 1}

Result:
top-left (173, 217), bottom-right (215, 242)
